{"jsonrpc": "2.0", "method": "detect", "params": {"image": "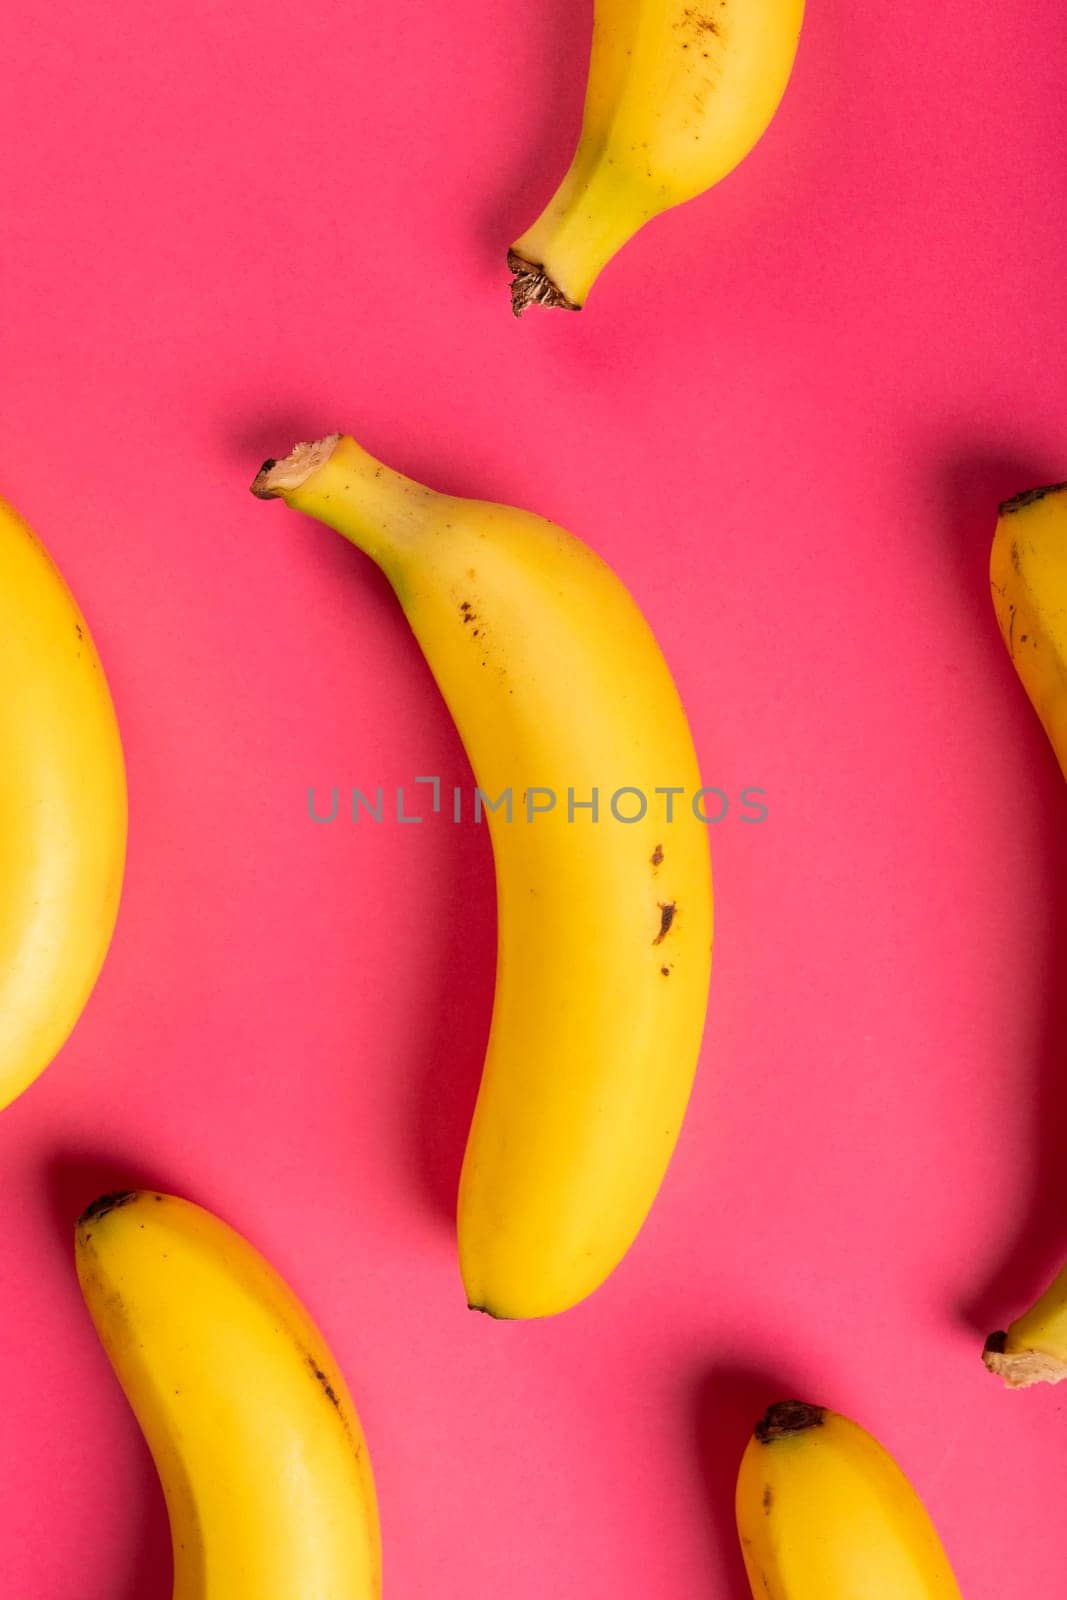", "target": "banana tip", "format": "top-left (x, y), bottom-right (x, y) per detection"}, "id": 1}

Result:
top-left (998, 480), bottom-right (1067, 518)
top-left (466, 1300), bottom-right (516, 1320)
top-left (77, 1190), bottom-right (140, 1229)
top-left (754, 1401), bottom-right (825, 1443)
